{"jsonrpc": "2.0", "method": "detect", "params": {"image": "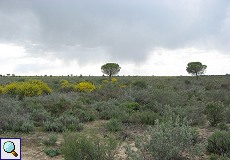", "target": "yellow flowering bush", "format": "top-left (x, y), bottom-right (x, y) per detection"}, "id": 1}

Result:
top-left (3, 80), bottom-right (52, 97)
top-left (60, 80), bottom-right (75, 92)
top-left (0, 85), bottom-right (3, 94)
top-left (2, 82), bottom-right (19, 95)
top-left (75, 81), bottom-right (96, 92)
top-left (29, 80), bottom-right (52, 95)
top-left (119, 84), bottom-right (127, 88)
top-left (102, 79), bottom-right (109, 83)
top-left (61, 80), bottom-right (69, 85)
top-left (111, 78), bottom-right (118, 83)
